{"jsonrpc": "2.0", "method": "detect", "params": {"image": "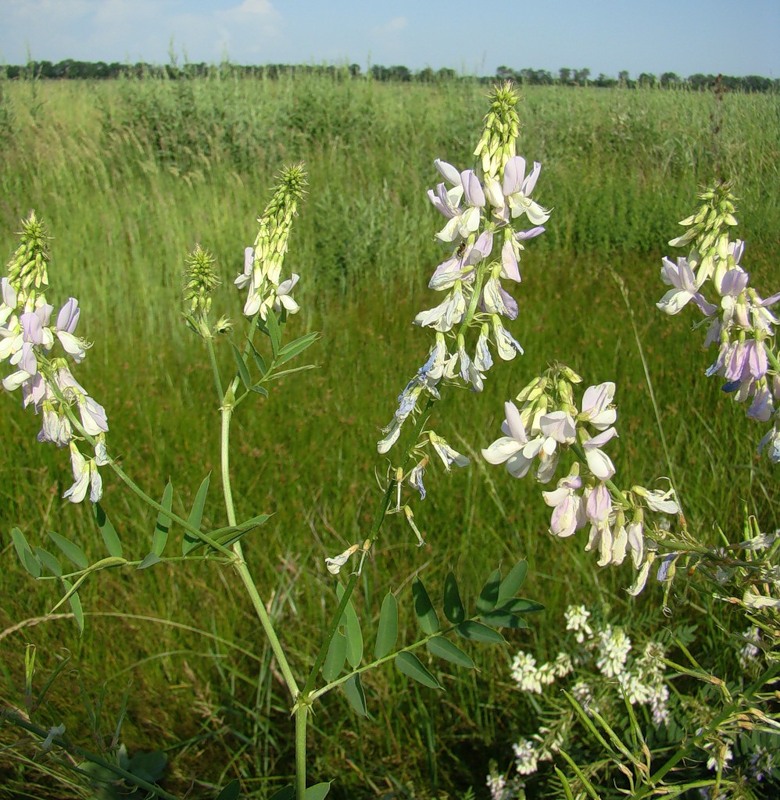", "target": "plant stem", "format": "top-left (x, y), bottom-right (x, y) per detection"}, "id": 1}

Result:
top-left (295, 703), bottom-right (308, 800)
